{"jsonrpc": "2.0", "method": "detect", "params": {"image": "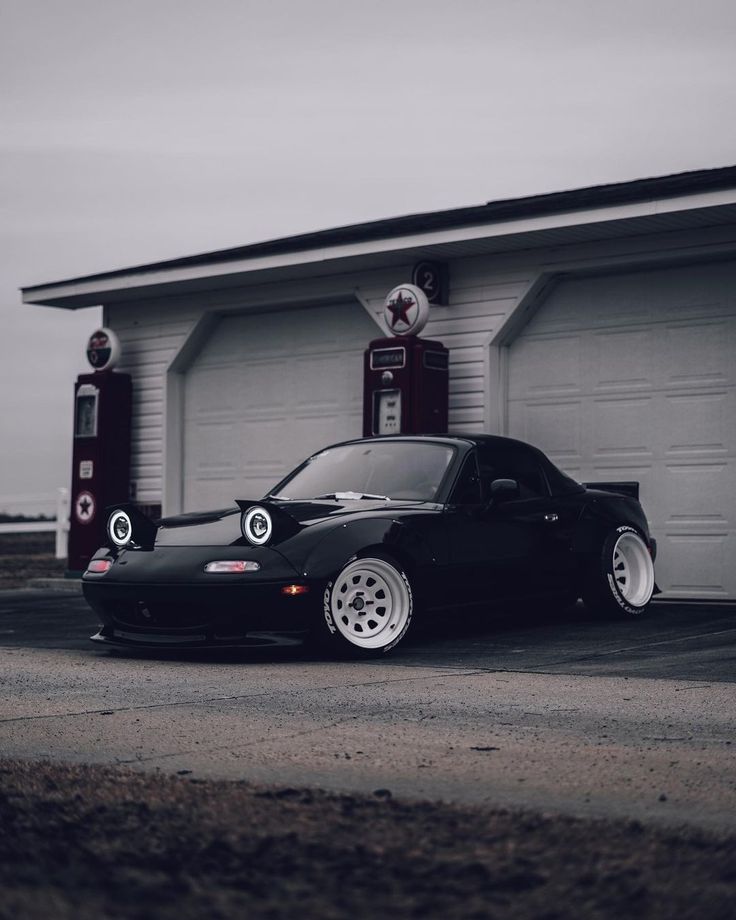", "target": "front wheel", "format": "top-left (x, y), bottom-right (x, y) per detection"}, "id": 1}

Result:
top-left (583, 525), bottom-right (655, 617)
top-left (319, 555), bottom-right (413, 657)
